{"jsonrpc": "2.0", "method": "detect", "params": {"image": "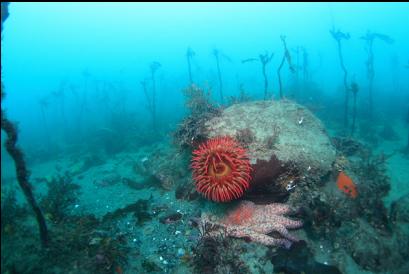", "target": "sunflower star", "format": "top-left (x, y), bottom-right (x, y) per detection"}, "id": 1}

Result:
top-left (197, 200), bottom-right (303, 249)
